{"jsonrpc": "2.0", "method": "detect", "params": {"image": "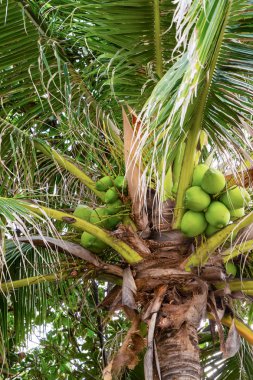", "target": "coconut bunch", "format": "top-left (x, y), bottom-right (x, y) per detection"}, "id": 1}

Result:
top-left (73, 175), bottom-right (127, 253)
top-left (181, 164), bottom-right (251, 238)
